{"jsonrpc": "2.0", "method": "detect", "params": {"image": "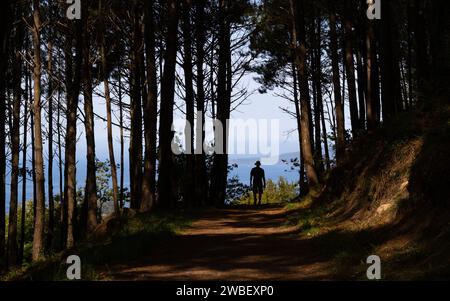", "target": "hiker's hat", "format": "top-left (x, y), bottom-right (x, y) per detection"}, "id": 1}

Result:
top-left (255, 160), bottom-right (261, 166)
